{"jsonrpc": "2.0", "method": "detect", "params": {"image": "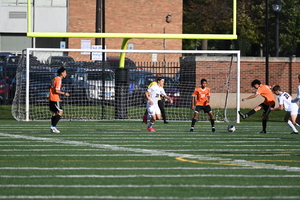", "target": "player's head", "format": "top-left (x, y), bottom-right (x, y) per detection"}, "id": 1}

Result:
top-left (156, 77), bottom-right (165, 86)
top-left (298, 74), bottom-right (300, 81)
top-left (57, 67), bottom-right (67, 78)
top-left (272, 85), bottom-right (281, 95)
top-left (251, 79), bottom-right (261, 88)
top-left (200, 79), bottom-right (207, 88)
